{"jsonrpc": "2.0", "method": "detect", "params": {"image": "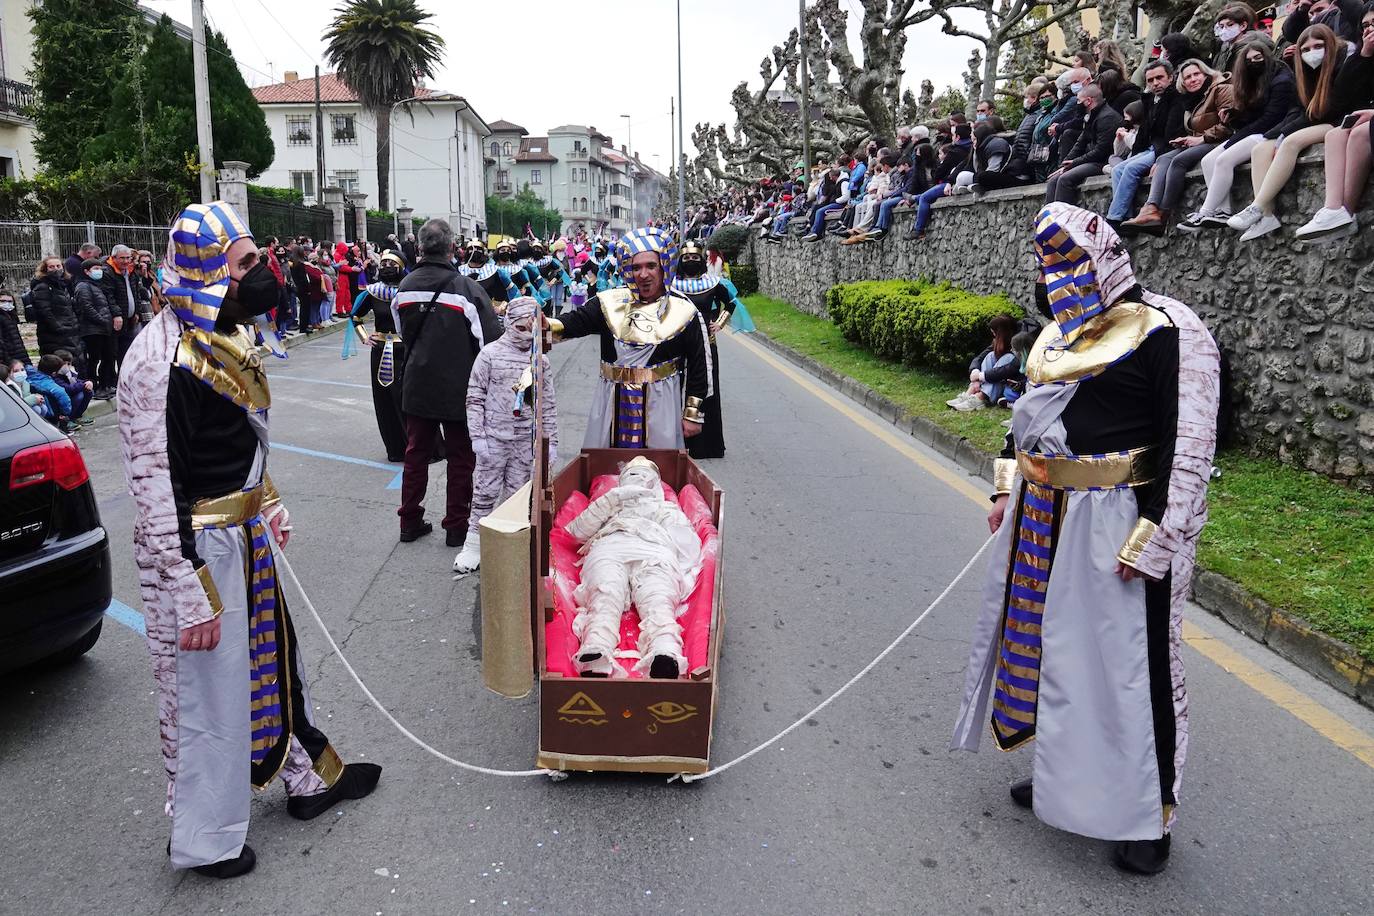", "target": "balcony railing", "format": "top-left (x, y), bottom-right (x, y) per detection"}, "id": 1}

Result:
top-left (288, 130), bottom-right (313, 146)
top-left (0, 78), bottom-right (35, 120)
